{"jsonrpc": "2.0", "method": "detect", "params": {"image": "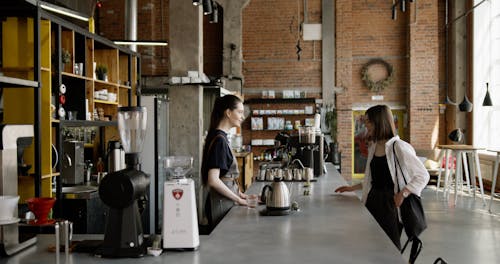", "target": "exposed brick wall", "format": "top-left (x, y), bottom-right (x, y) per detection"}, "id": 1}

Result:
top-left (242, 0), bottom-right (322, 94)
top-left (336, 0), bottom-right (354, 180)
top-left (335, 0), bottom-right (441, 181)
